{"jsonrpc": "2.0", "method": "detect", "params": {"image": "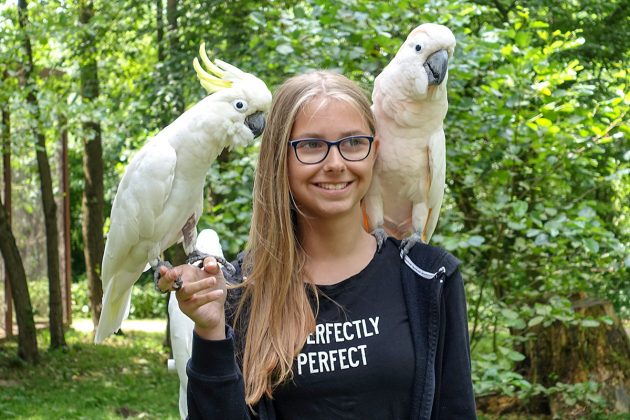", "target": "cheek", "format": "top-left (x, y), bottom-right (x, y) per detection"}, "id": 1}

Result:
top-left (287, 155), bottom-right (309, 199)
